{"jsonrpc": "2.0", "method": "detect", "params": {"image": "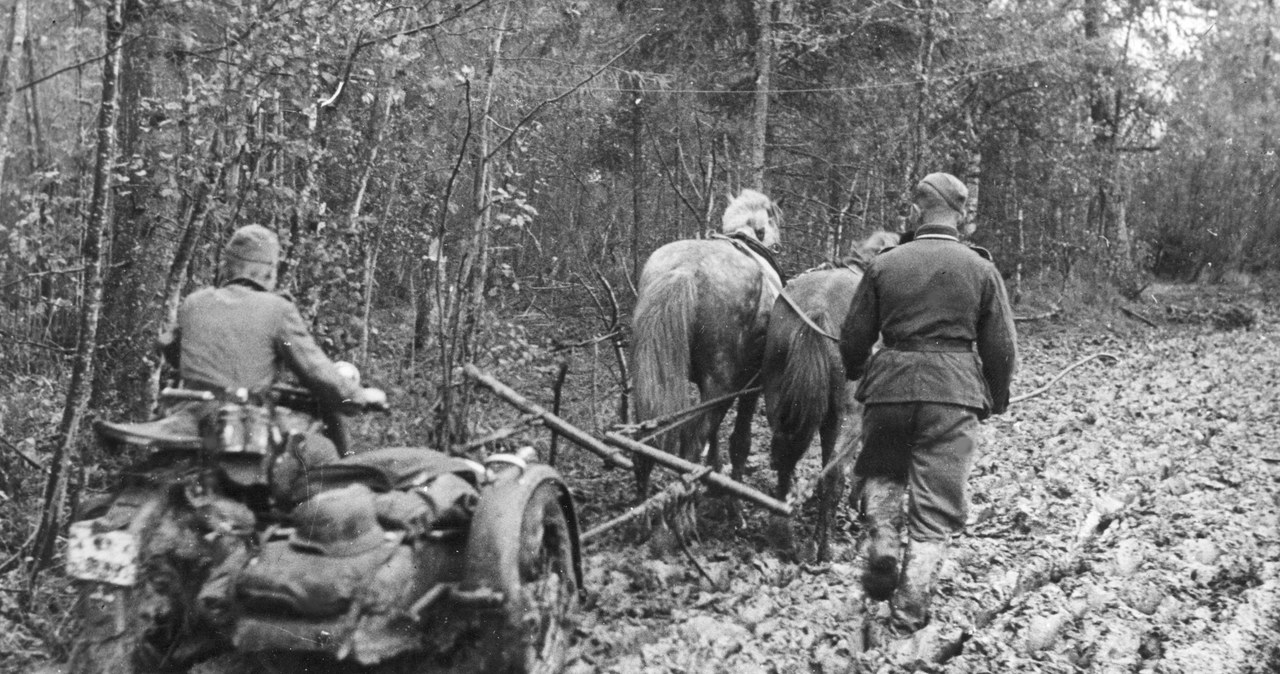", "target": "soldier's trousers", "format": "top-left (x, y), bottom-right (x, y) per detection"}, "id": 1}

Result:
top-left (853, 402), bottom-right (979, 542)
